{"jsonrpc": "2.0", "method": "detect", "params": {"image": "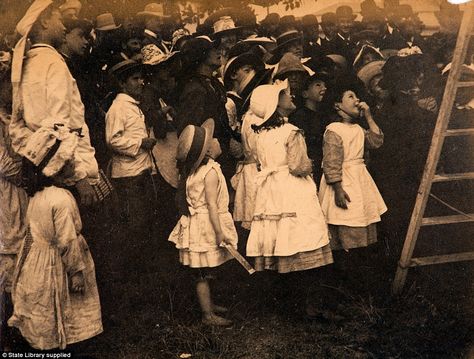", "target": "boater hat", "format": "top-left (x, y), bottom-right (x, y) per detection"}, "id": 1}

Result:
top-left (176, 119), bottom-right (215, 174)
